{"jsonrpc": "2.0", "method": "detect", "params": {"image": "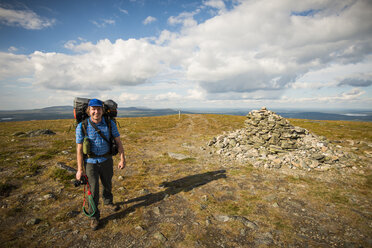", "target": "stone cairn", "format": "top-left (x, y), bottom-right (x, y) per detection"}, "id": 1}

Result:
top-left (207, 107), bottom-right (352, 171)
